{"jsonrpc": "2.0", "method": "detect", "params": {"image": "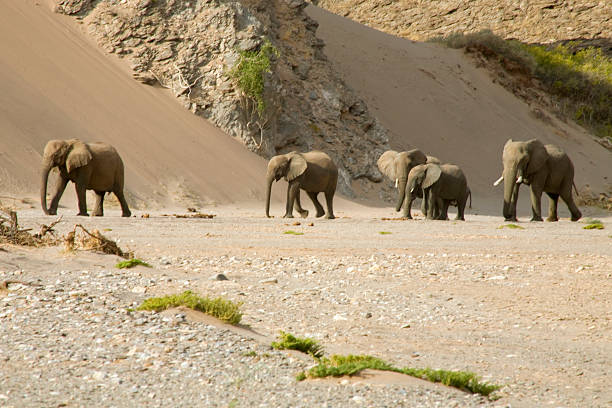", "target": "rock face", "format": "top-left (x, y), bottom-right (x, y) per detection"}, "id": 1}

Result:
top-left (54, 0), bottom-right (389, 196)
top-left (314, 0), bottom-right (612, 43)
